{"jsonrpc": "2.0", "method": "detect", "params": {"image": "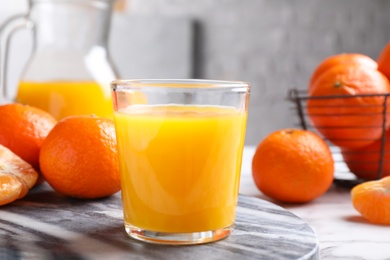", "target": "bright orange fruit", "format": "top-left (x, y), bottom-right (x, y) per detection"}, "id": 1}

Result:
top-left (0, 103), bottom-right (57, 173)
top-left (252, 129), bottom-right (334, 203)
top-left (341, 128), bottom-right (390, 180)
top-left (377, 42), bottom-right (390, 79)
top-left (39, 115), bottom-right (120, 199)
top-left (0, 144), bottom-right (38, 206)
top-left (307, 64), bottom-right (390, 149)
top-left (309, 53), bottom-right (377, 91)
top-left (351, 176), bottom-right (390, 225)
